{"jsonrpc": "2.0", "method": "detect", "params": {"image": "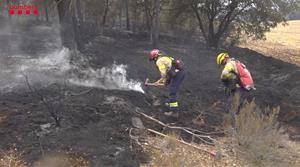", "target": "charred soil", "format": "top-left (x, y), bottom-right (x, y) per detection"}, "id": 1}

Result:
top-left (0, 23), bottom-right (300, 166)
